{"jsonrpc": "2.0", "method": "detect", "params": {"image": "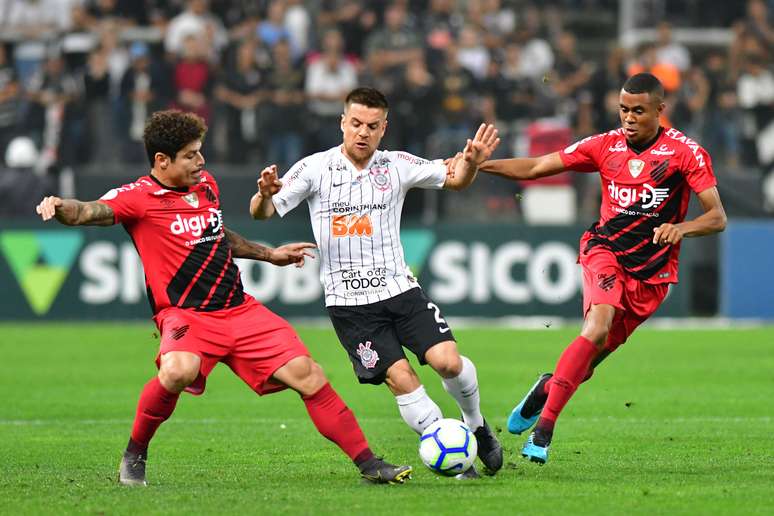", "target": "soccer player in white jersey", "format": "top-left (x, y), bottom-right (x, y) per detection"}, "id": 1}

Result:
top-left (249, 87), bottom-right (503, 476)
